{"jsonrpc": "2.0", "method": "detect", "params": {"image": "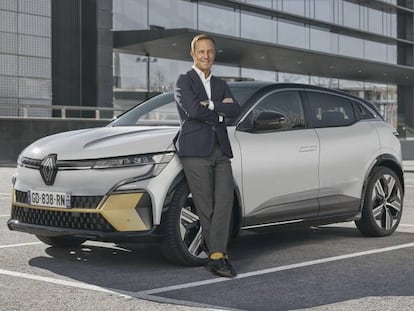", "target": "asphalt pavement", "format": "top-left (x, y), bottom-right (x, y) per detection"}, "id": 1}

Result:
top-left (2, 162), bottom-right (414, 310)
